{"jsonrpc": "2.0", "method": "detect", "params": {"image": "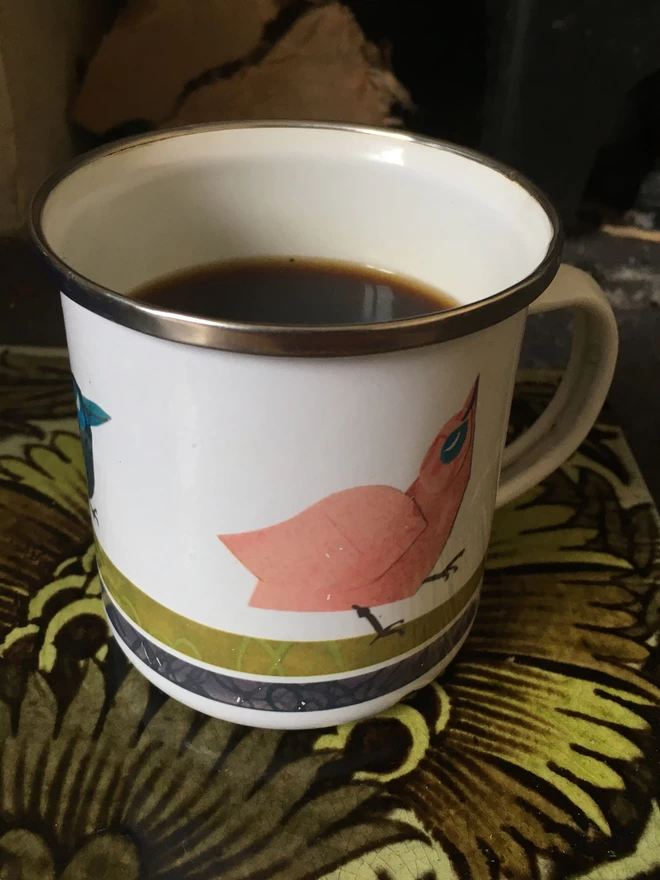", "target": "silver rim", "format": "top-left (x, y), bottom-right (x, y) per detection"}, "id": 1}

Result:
top-left (30, 120), bottom-right (563, 358)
